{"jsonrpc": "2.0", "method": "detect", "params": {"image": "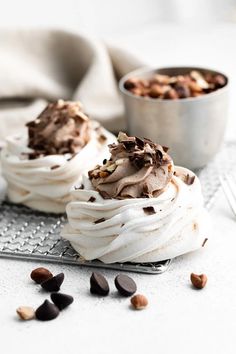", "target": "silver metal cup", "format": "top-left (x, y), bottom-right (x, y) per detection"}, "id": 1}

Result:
top-left (119, 67), bottom-right (229, 170)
